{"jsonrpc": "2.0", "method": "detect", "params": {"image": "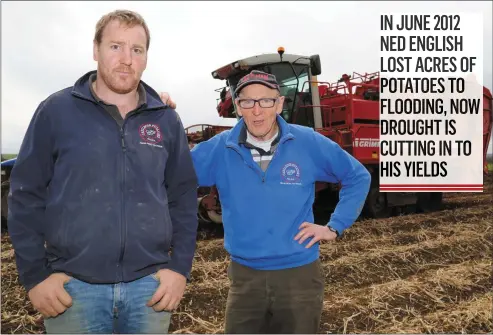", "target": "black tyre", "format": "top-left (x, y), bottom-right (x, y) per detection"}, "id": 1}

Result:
top-left (417, 192), bottom-right (443, 213)
top-left (364, 186), bottom-right (391, 218)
